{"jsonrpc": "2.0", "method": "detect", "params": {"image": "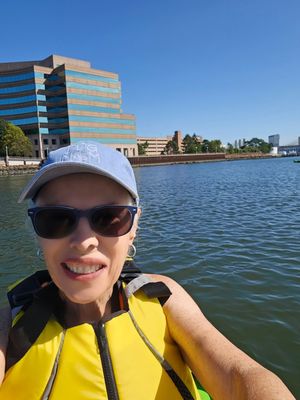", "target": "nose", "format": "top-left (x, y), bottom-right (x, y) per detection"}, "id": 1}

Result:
top-left (69, 217), bottom-right (100, 253)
